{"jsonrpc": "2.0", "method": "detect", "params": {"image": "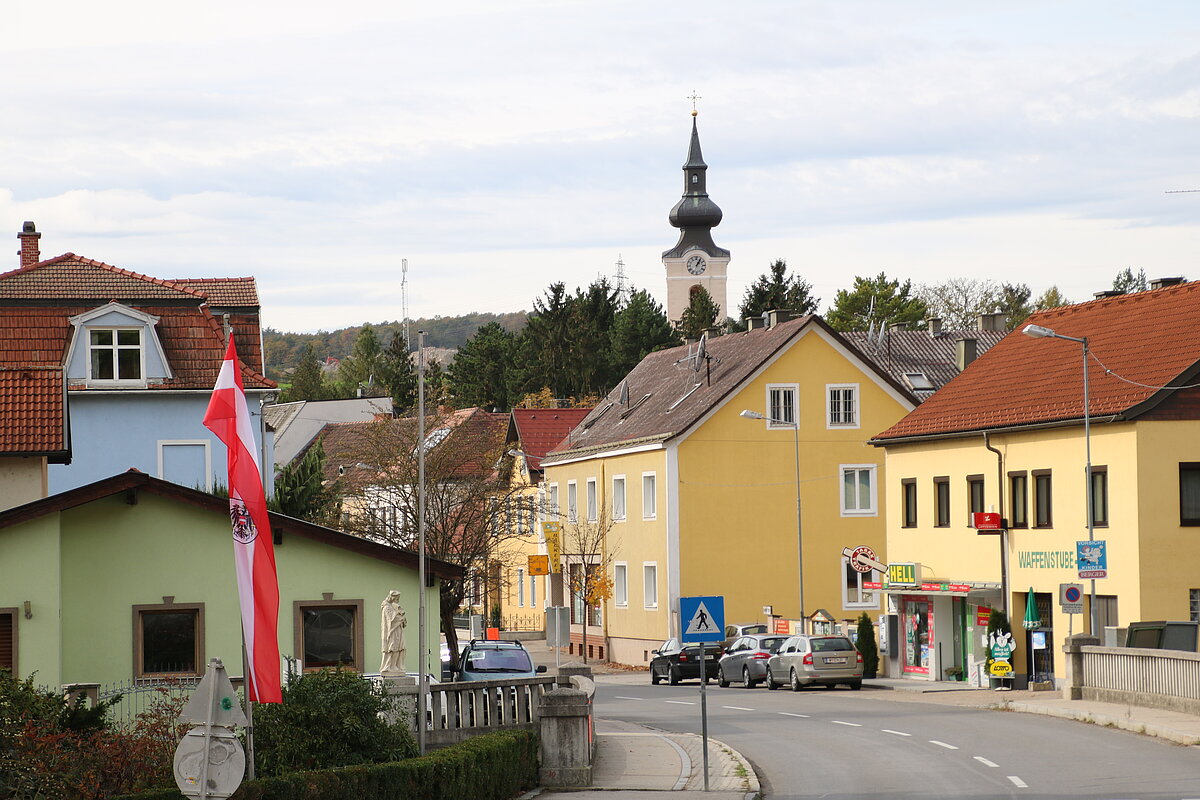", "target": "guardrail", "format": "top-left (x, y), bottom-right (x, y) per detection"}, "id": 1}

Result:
top-left (1063, 636), bottom-right (1200, 715)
